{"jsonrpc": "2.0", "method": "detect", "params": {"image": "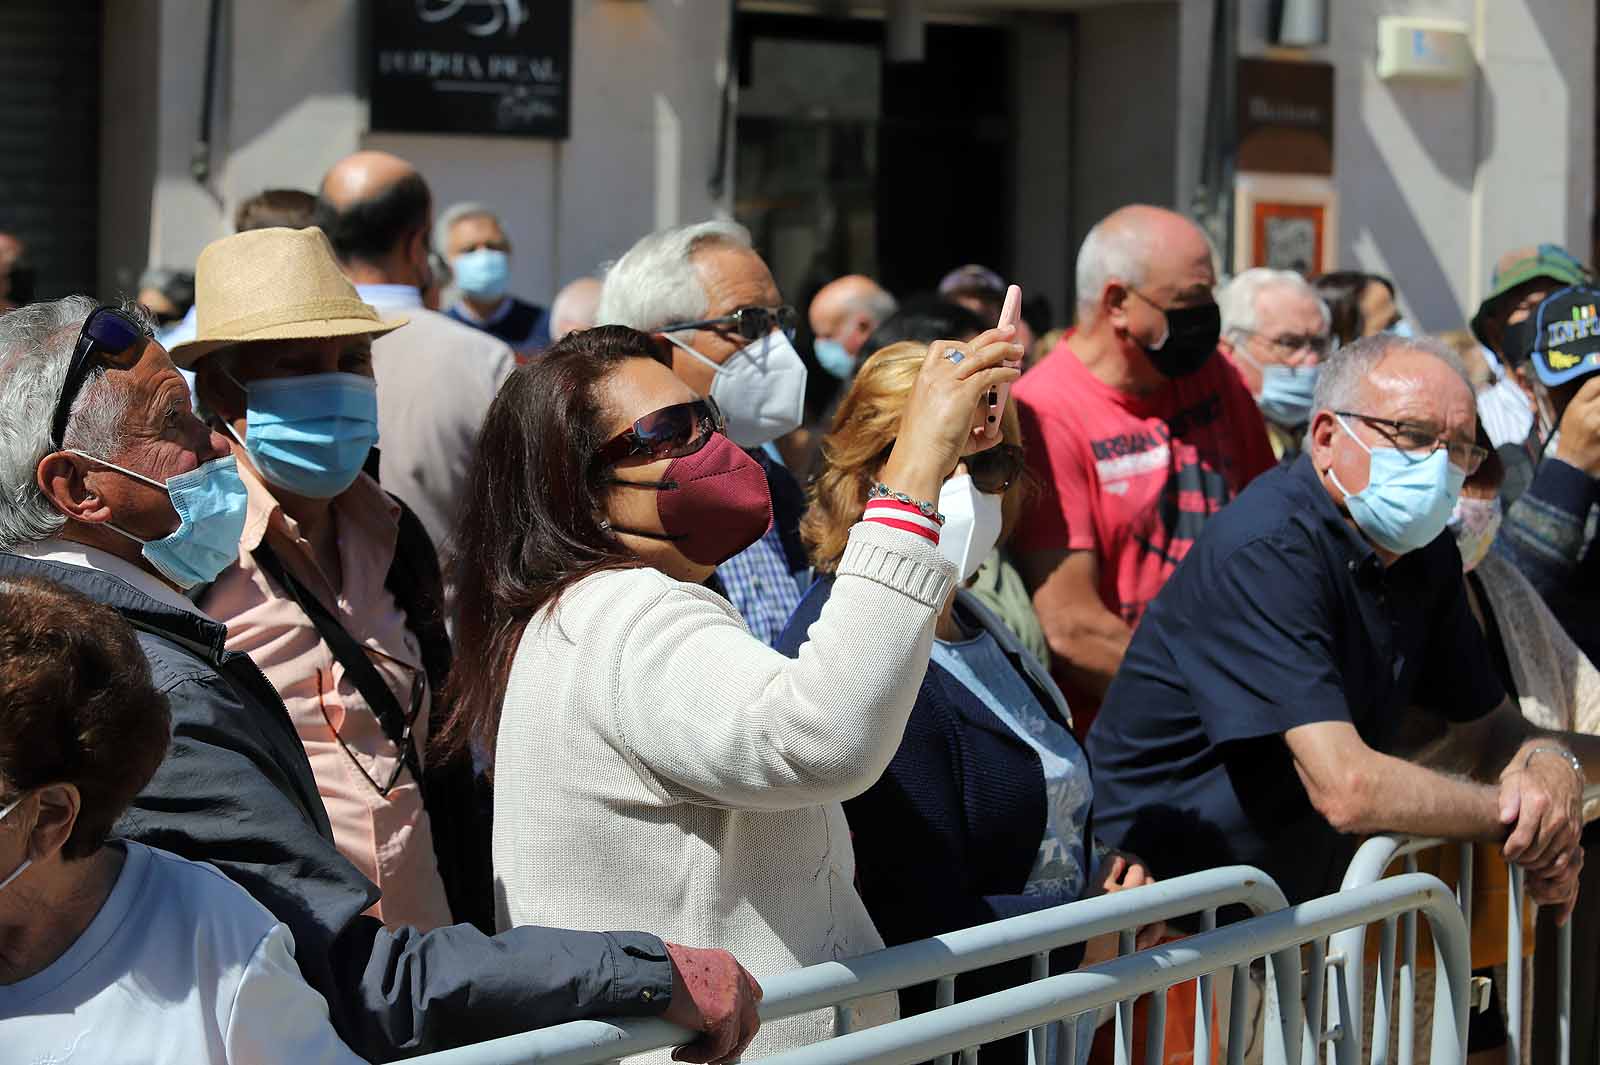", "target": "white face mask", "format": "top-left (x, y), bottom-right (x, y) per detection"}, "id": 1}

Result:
top-left (665, 330), bottom-right (808, 447)
top-left (0, 794), bottom-right (33, 894)
top-left (1449, 494), bottom-right (1503, 574)
top-left (938, 473), bottom-right (1004, 582)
